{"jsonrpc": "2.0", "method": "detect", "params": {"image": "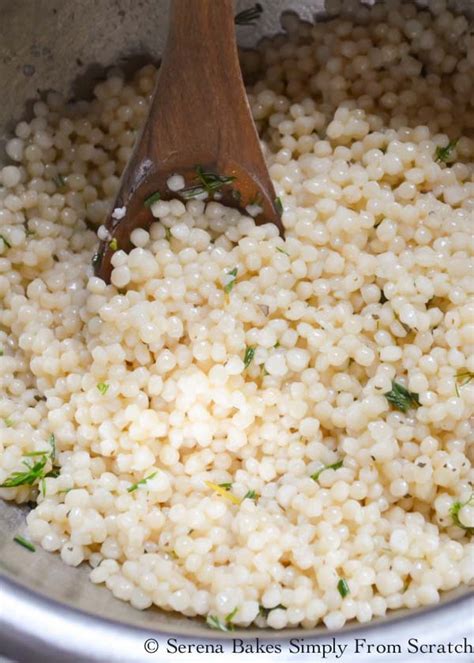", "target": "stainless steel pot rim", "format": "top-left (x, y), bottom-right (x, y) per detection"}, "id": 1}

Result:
top-left (2, 571), bottom-right (473, 663)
